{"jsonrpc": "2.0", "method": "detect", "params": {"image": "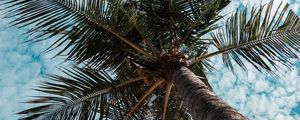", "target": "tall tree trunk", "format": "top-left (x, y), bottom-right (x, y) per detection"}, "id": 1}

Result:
top-left (172, 66), bottom-right (248, 120)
